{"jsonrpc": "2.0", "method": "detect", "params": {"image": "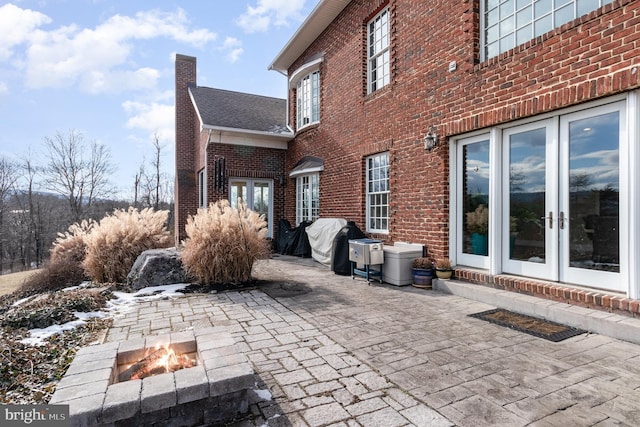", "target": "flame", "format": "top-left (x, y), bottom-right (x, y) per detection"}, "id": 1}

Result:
top-left (126, 343), bottom-right (197, 380)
